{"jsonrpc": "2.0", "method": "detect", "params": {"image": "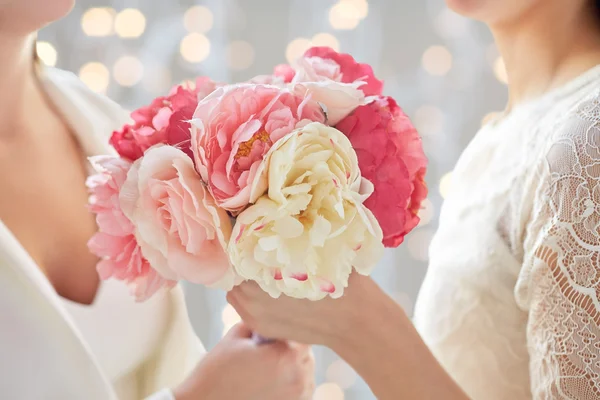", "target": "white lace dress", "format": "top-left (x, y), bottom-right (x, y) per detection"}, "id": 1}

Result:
top-left (414, 65), bottom-right (600, 400)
